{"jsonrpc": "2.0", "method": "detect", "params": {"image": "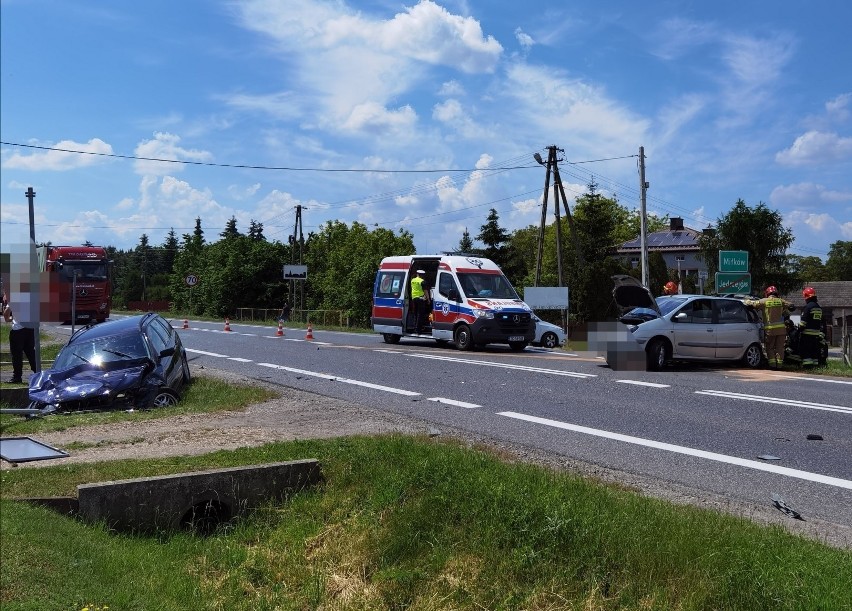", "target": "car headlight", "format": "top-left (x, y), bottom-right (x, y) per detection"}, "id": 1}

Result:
top-left (627, 325), bottom-right (638, 333)
top-left (474, 310), bottom-right (494, 319)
